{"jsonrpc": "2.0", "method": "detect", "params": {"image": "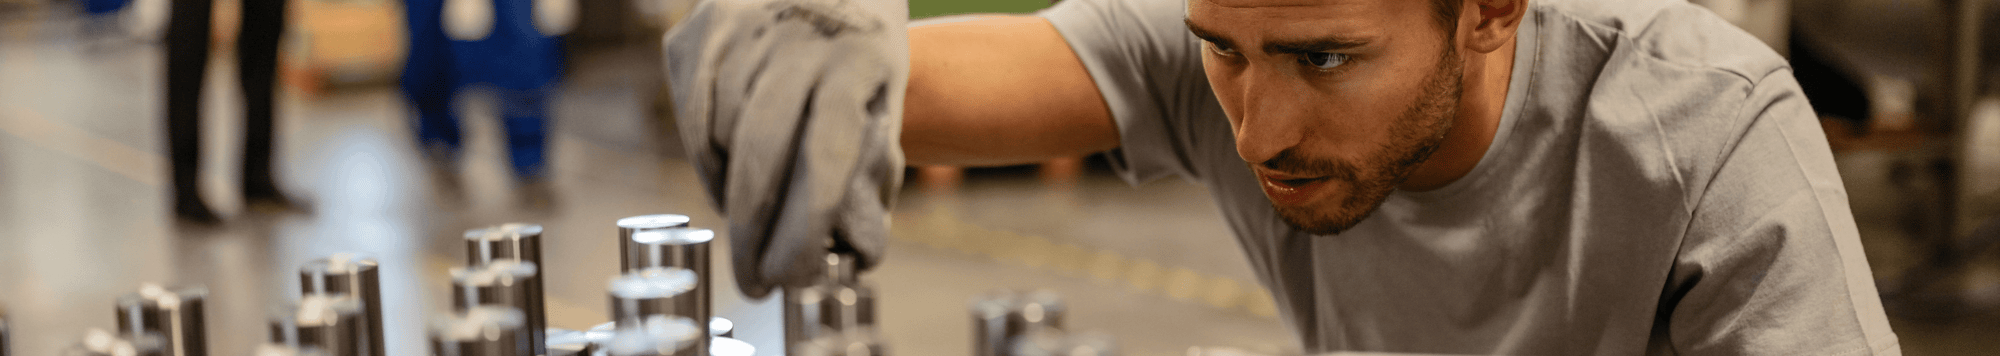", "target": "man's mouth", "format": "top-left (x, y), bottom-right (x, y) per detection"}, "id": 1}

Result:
top-left (1258, 171), bottom-right (1333, 206)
